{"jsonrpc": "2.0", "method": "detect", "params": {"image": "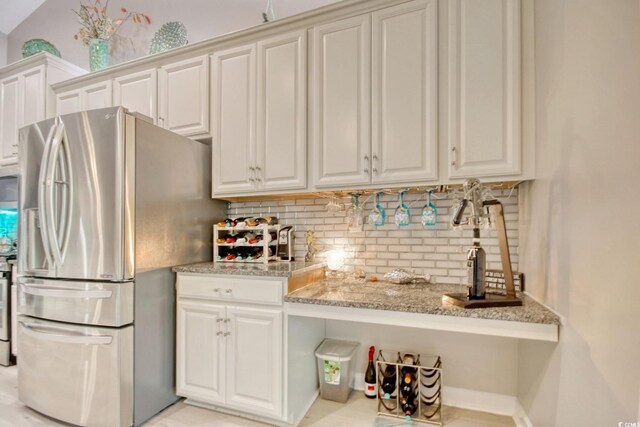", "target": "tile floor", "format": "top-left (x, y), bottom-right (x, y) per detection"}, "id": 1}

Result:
top-left (0, 366), bottom-right (514, 427)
